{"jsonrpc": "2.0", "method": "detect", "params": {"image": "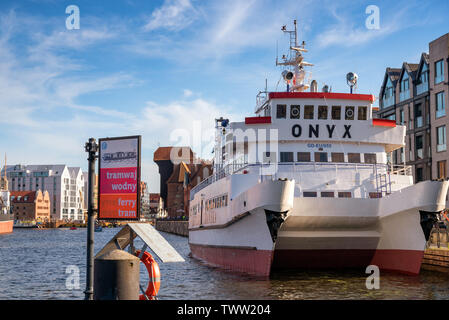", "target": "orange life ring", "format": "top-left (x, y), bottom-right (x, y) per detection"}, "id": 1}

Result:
top-left (135, 250), bottom-right (161, 300)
